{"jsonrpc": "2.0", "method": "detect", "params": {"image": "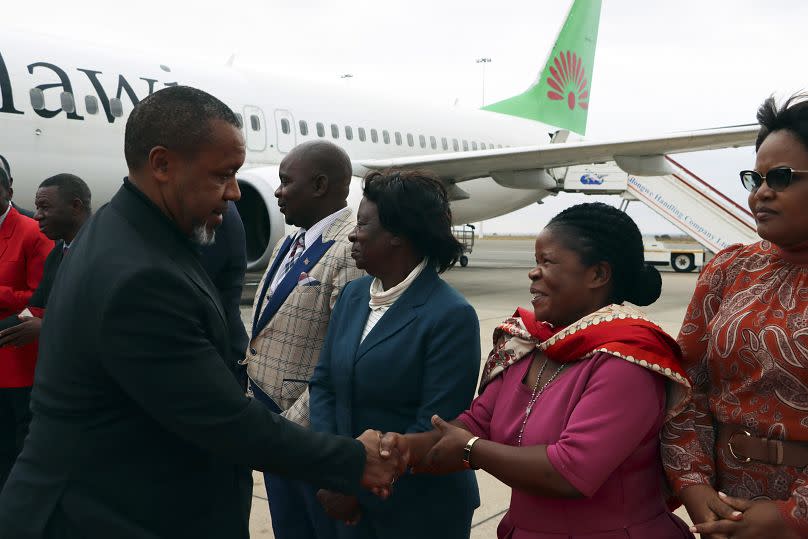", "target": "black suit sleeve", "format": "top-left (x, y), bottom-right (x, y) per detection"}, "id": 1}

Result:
top-left (98, 267), bottom-right (365, 493)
